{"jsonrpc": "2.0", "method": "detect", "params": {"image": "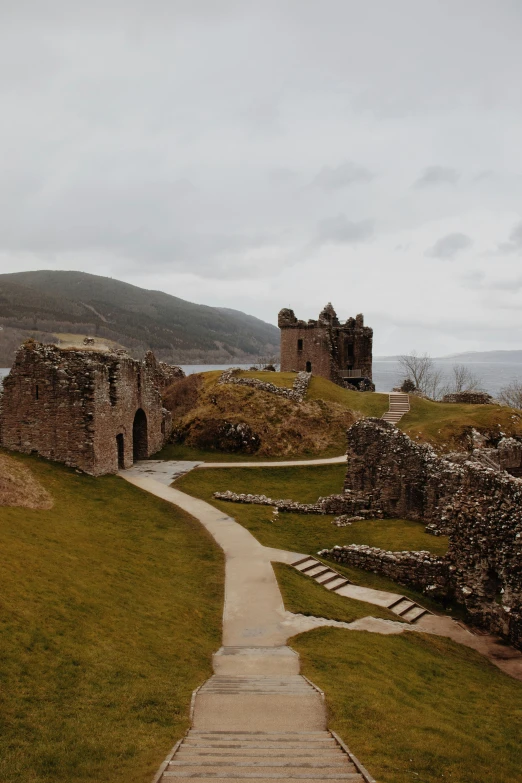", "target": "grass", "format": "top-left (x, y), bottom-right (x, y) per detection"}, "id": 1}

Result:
top-left (307, 374), bottom-right (389, 417)
top-left (175, 465), bottom-right (448, 556)
top-left (237, 370), bottom-right (296, 388)
top-left (273, 563), bottom-right (403, 623)
top-left (175, 465), bottom-right (451, 614)
top-left (0, 451), bottom-right (224, 783)
top-left (291, 627), bottom-right (522, 783)
top-left (399, 394), bottom-right (522, 450)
